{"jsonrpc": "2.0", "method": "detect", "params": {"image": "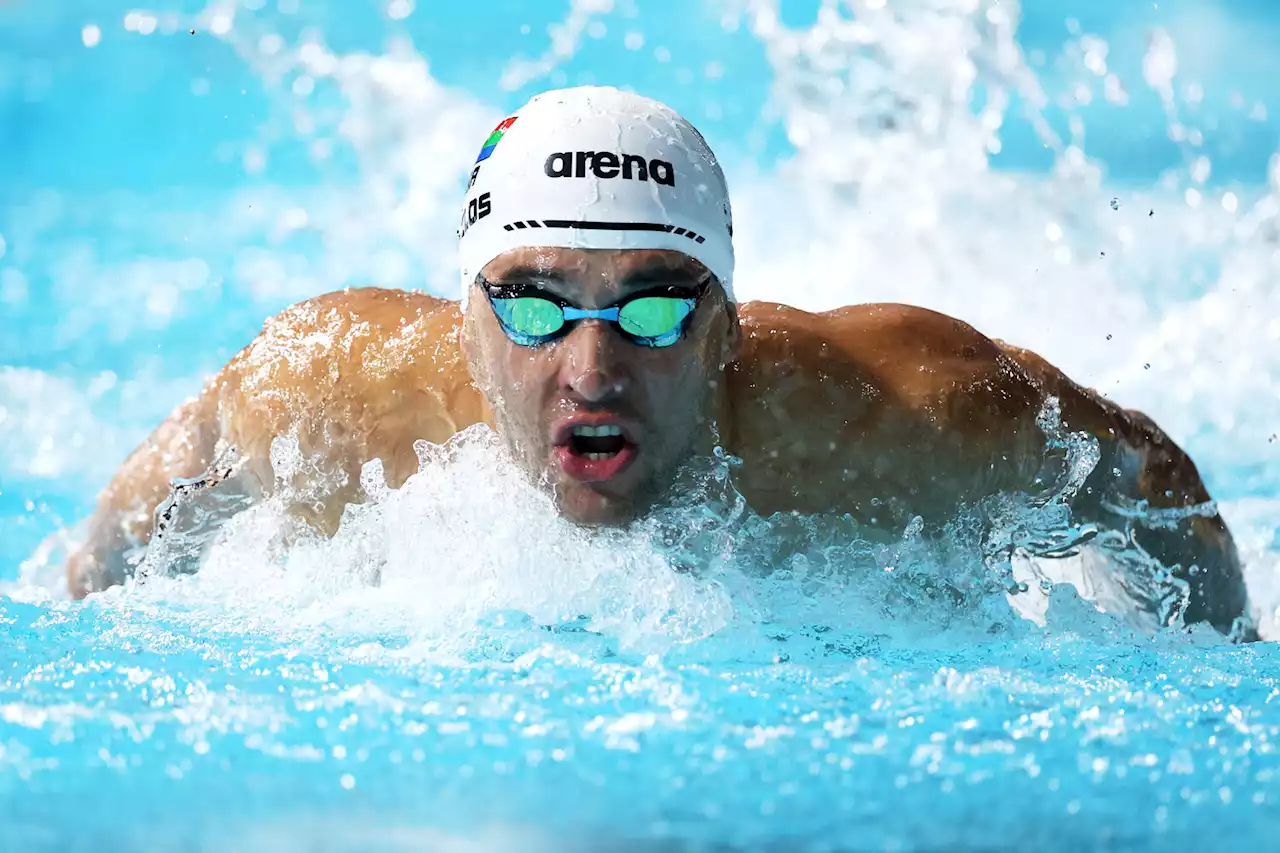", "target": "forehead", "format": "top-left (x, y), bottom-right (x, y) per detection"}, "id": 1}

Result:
top-left (481, 247), bottom-right (706, 284)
